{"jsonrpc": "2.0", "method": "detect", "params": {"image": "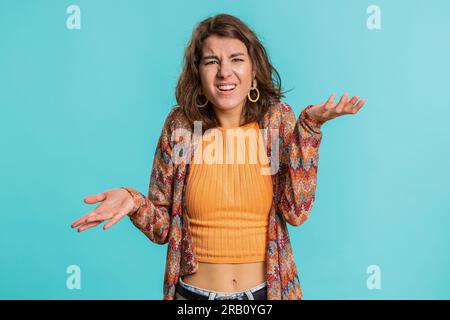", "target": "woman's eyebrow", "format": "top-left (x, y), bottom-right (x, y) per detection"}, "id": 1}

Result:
top-left (202, 52), bottom-right (245, 60)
